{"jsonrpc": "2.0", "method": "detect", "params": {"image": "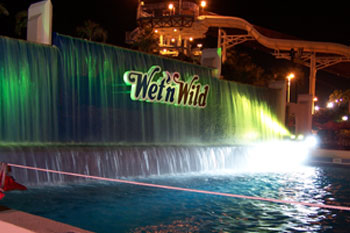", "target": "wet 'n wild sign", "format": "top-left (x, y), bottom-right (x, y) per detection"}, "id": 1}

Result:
top-left (123, 66), bottom-right (210, 108)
